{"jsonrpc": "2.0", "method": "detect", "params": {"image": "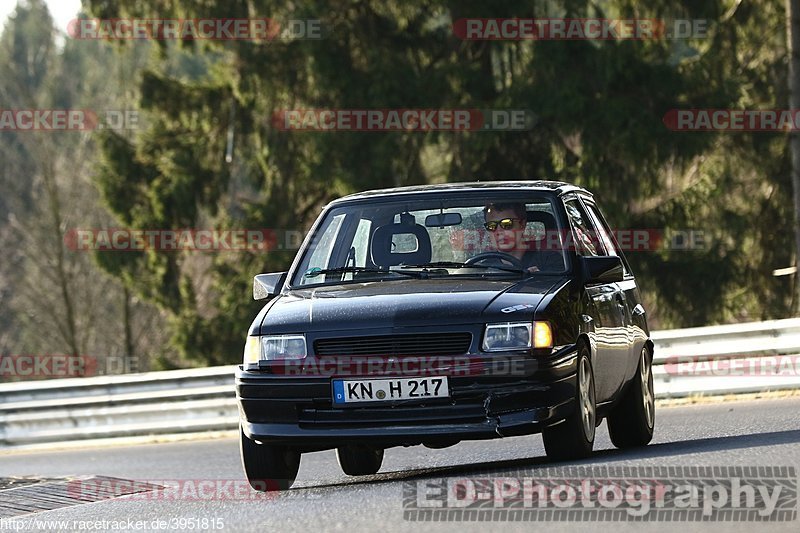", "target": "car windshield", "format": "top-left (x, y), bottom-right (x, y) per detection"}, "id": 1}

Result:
top-left (290, 194), bottom-right (569, 287)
